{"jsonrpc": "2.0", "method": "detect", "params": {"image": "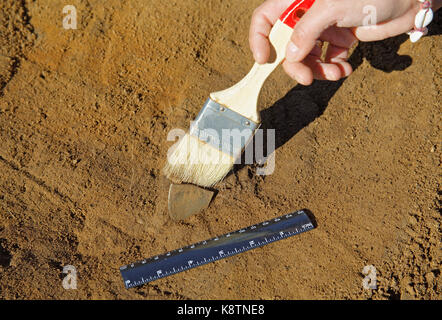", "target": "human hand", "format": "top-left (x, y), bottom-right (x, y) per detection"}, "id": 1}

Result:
top-left (249, 0), bottom-right (435, 85)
